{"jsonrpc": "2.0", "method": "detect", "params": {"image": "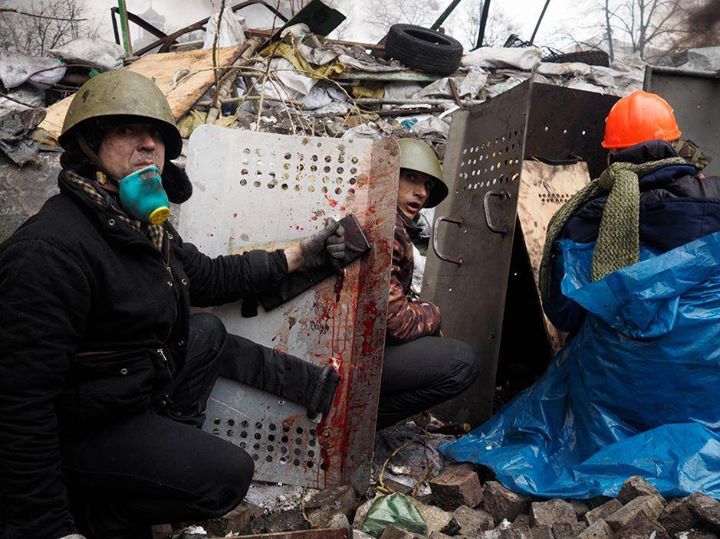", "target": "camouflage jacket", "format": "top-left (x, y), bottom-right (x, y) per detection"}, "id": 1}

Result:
top-left (386, 210), bottom-right (441, 345)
